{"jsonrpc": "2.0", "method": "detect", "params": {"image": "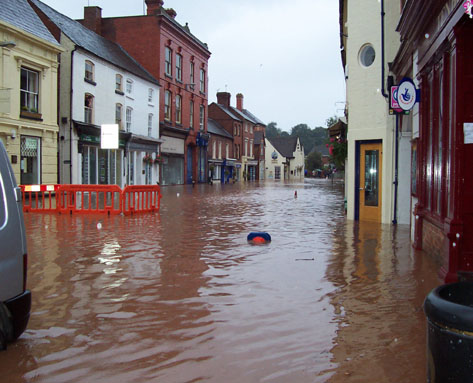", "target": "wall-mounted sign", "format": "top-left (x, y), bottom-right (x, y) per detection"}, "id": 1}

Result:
top-left (389, 77), bottom-right (419, 114)
top-left (464, 123), bottom-right (473, 144)
top-left (271, 151), bottom-right (278, 159)
top-left (101, 124), bottom-right (119, 149)
top-left (464, 1), bottom-right (473, 18)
